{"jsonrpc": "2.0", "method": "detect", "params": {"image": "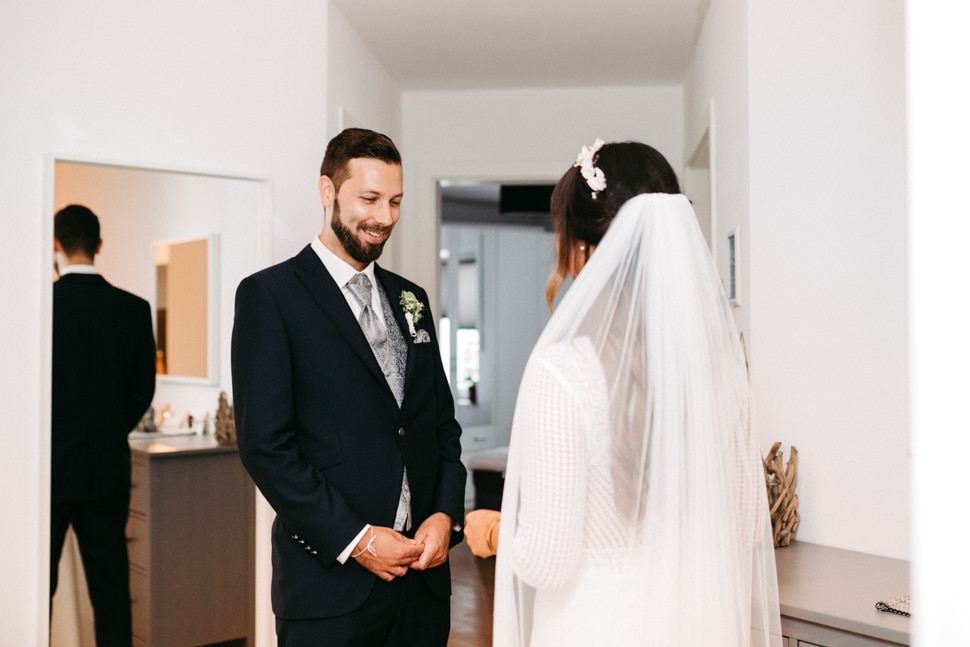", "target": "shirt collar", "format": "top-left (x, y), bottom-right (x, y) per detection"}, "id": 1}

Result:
top-left (310, 236), bottom-right (376, 290)
top-left (58, 264), bottom-right (100, 277)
